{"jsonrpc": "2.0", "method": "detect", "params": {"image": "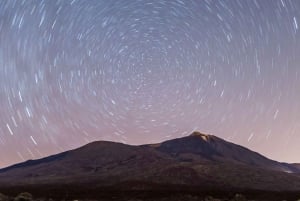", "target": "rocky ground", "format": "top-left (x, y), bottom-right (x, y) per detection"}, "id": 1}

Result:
top-left (2, 192), bottom-right (300, 201)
